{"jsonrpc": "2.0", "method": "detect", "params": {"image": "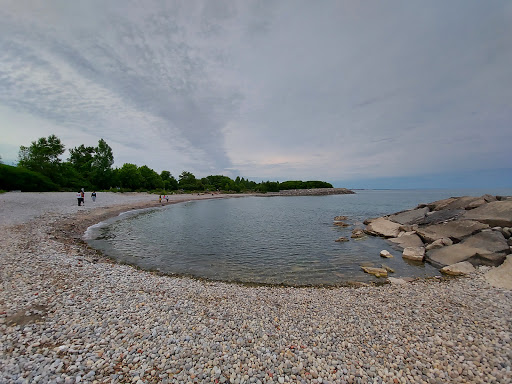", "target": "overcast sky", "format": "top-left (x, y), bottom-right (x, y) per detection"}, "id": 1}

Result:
top-left (1, 1), bottom-right (511, 188)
